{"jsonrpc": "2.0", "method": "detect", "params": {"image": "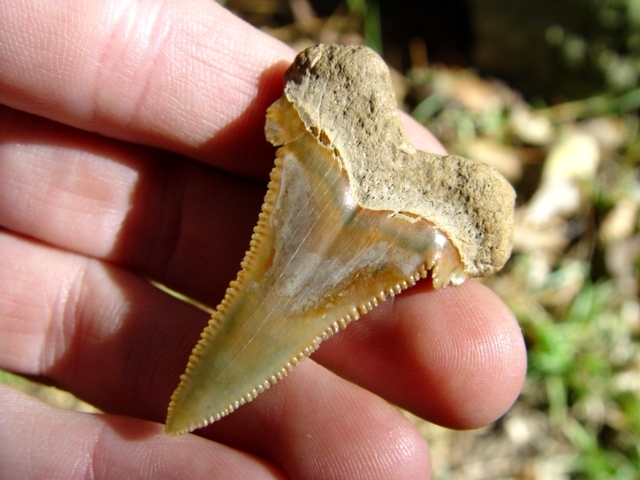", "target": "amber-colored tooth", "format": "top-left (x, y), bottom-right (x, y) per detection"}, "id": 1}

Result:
top-left (165, 115), bottom-right (462, 434)
top-left (165, 44), bottom-right (515, 435)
